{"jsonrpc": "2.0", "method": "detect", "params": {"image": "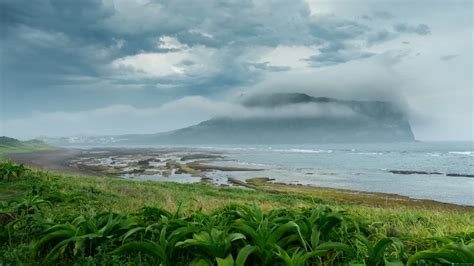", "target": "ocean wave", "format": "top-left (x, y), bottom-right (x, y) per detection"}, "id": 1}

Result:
top-left (273, 148), bottom-right (333, 154)
top-left (354, 152), bottom-right (384, 155)
top-left (448, 151), bottom-right (474, 156)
